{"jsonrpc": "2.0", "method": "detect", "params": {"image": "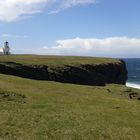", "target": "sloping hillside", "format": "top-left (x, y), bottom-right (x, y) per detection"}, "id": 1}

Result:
top-left (0, 73), bottom-right (140, 139)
